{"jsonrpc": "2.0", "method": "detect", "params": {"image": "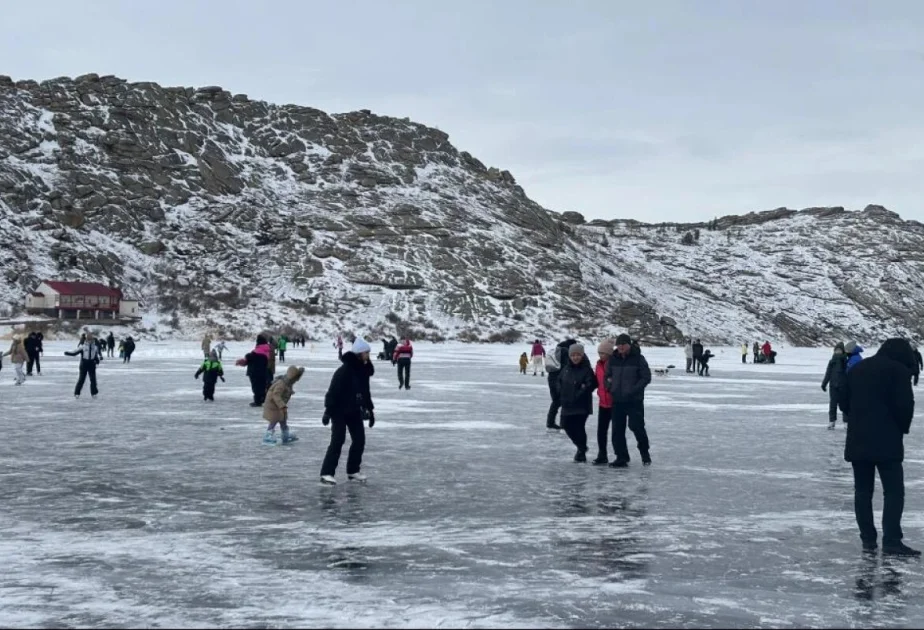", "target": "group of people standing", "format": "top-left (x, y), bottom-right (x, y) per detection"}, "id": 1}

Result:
top-left (683, 339), bottom-right (715, 376)
top-left (535, 334), bottom-right (652, 467)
